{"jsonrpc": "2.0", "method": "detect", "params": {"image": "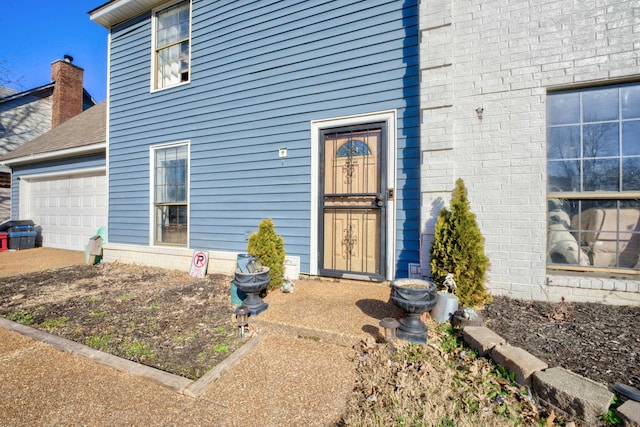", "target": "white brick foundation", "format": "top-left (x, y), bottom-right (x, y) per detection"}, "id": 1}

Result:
top-left (103, 243), bottom-right (237, 276)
